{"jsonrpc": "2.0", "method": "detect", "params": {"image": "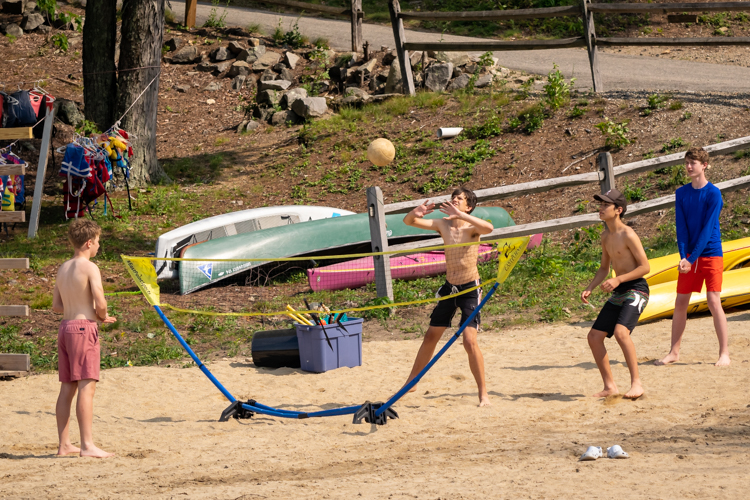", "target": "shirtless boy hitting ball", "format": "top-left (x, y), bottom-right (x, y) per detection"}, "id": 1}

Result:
top-left (403, 187), bottom-right (494, 406)
top-left (581, 189), bottom-right (650, 399)
top-left (52, 219), bottom-right (116, 458)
